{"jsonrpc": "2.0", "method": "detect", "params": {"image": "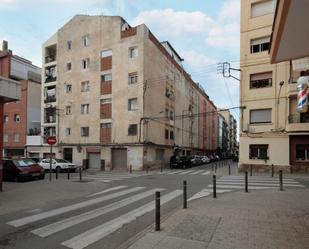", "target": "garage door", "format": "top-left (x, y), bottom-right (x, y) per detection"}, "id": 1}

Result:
top-left (88, 153), bottom-right (101, 169)
top-left (112, 149), bottom-right (127, 170)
